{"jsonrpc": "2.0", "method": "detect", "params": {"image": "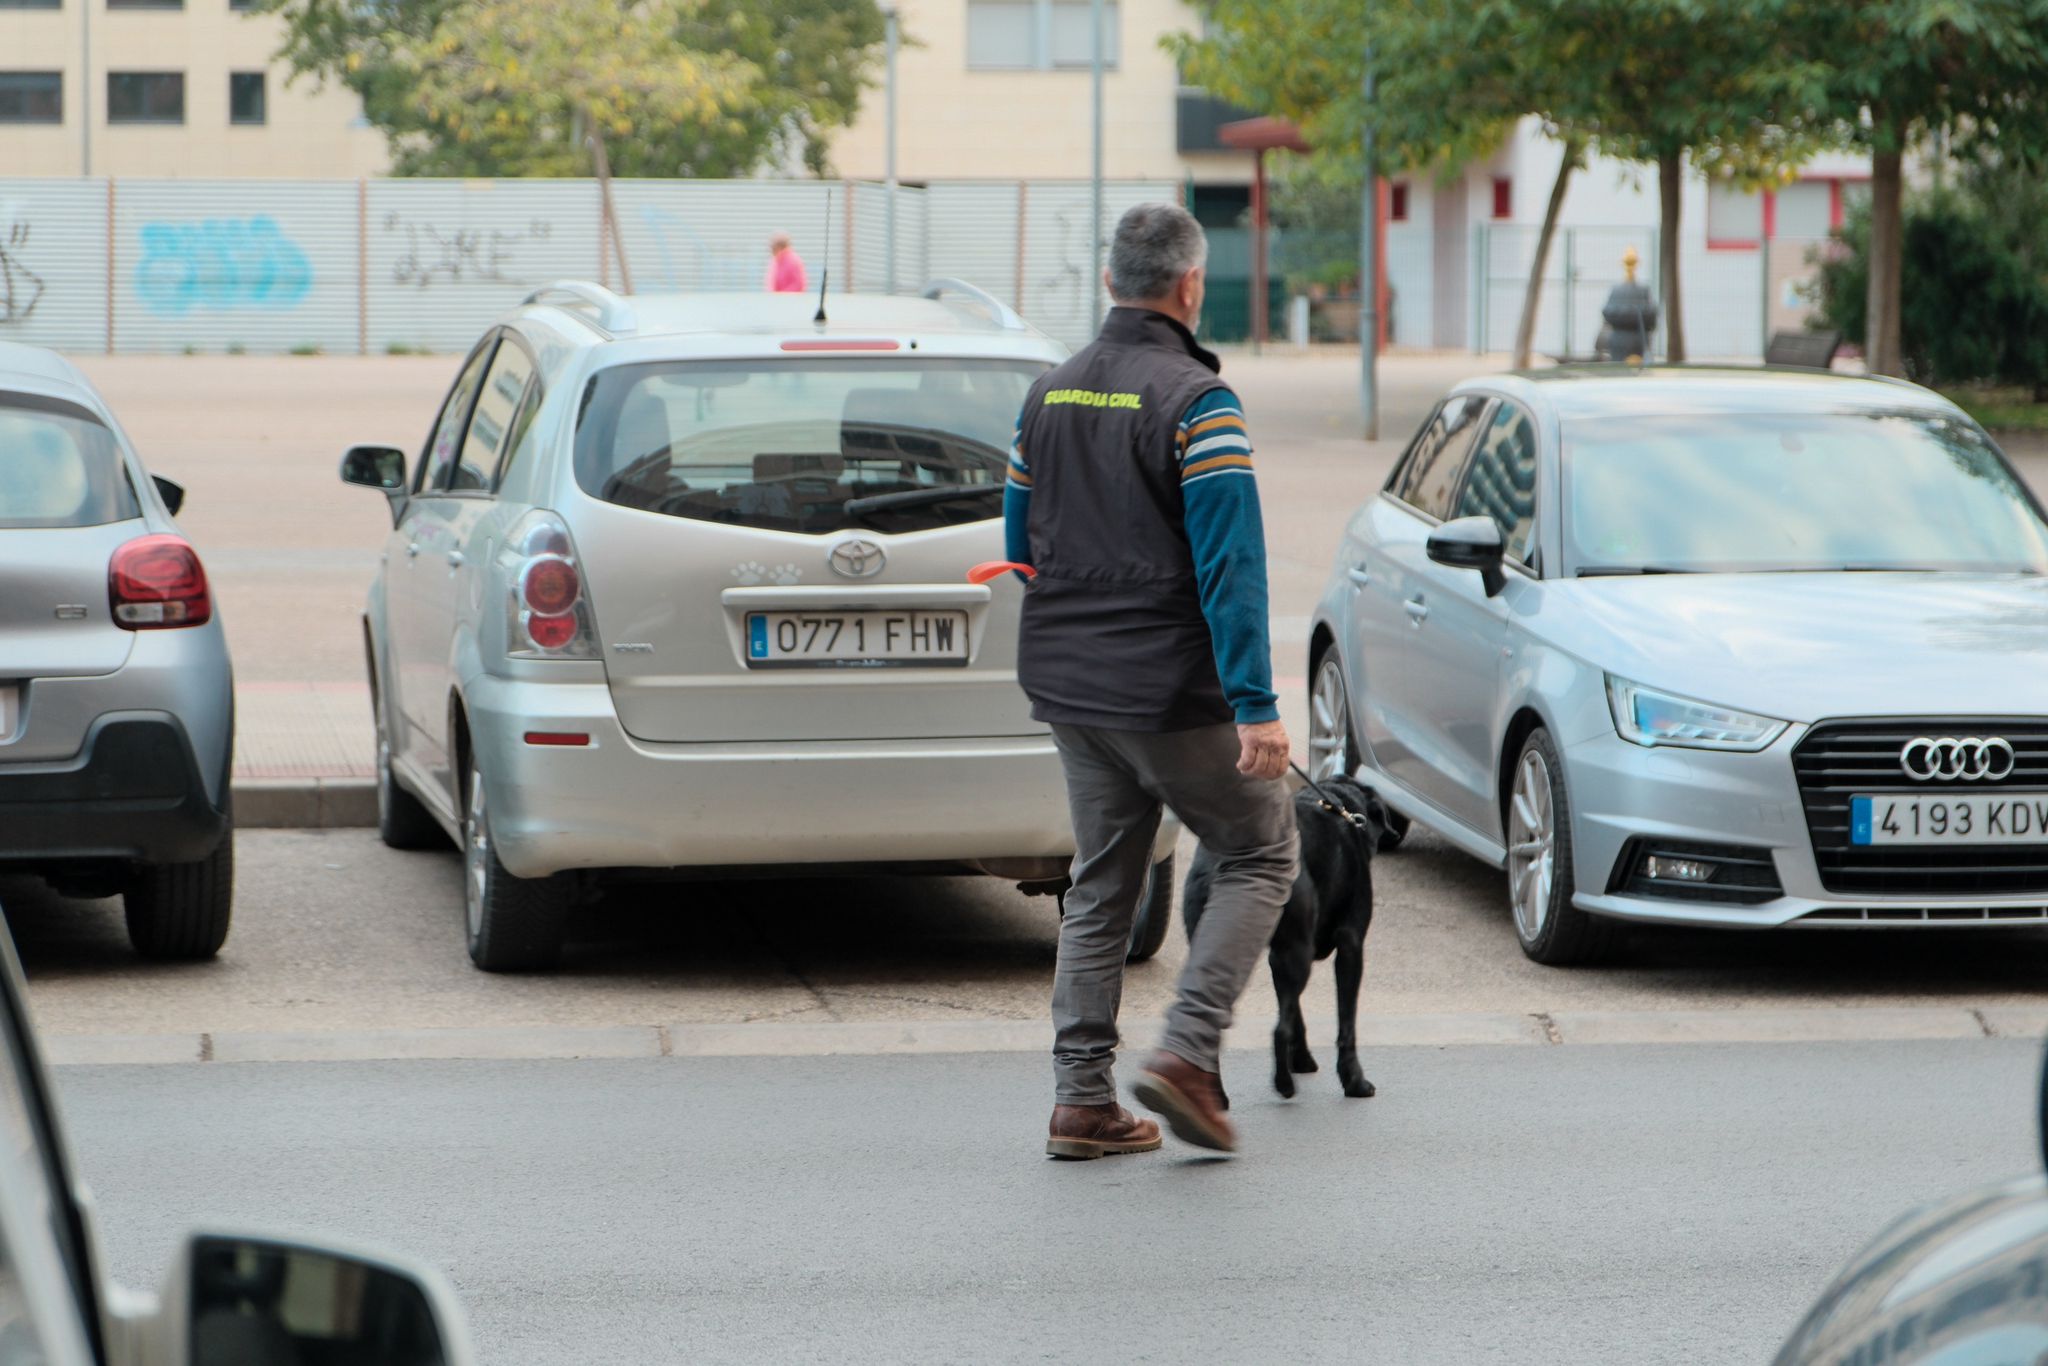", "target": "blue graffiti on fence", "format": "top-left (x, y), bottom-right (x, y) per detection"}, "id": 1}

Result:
top-left (638, 206), bottom-right (755, 291)
top-left (134, 216), bottom-right (312, 316)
